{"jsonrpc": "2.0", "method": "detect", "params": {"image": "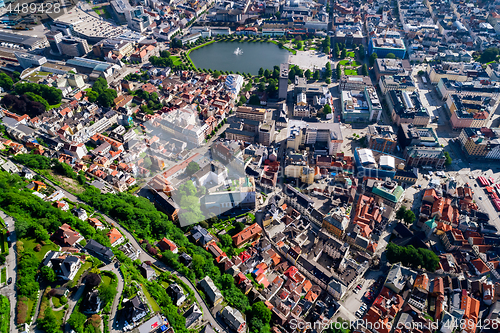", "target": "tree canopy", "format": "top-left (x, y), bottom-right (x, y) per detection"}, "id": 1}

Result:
top-left (386, 243), bottom-right (439, 271)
